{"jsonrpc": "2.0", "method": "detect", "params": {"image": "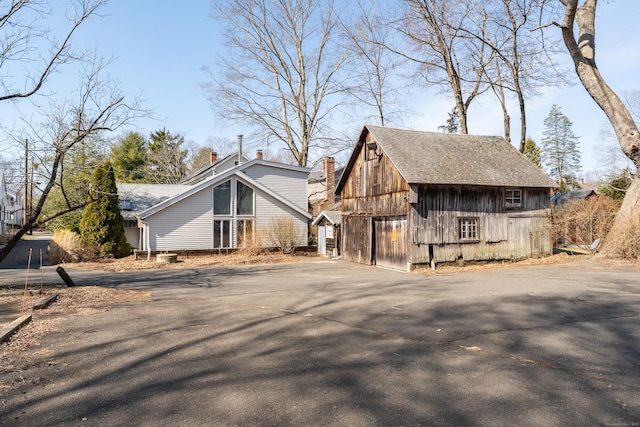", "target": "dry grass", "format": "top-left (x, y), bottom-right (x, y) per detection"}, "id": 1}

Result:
top-left (59, 251), bottom-right (317, 272)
